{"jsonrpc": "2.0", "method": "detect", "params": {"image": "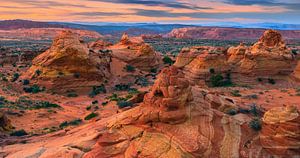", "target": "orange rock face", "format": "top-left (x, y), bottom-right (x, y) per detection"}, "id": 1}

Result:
top-left (260, 106), bottom-right (300, 156)
top-left (109, 33), bottom-right (162, 71)
top-left (22, 30), bottom-right (111, 92)
top-left (174, 30), bottom-right (297, 85)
